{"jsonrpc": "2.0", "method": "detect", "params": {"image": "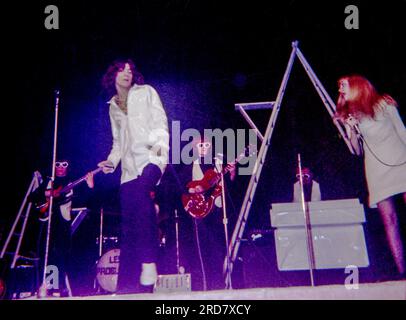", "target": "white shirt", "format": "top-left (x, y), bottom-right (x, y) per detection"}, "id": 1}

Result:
top-left (293, 180), bottom-right (321, 202)
top-left (107, 84), bottom-right (169, 184)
